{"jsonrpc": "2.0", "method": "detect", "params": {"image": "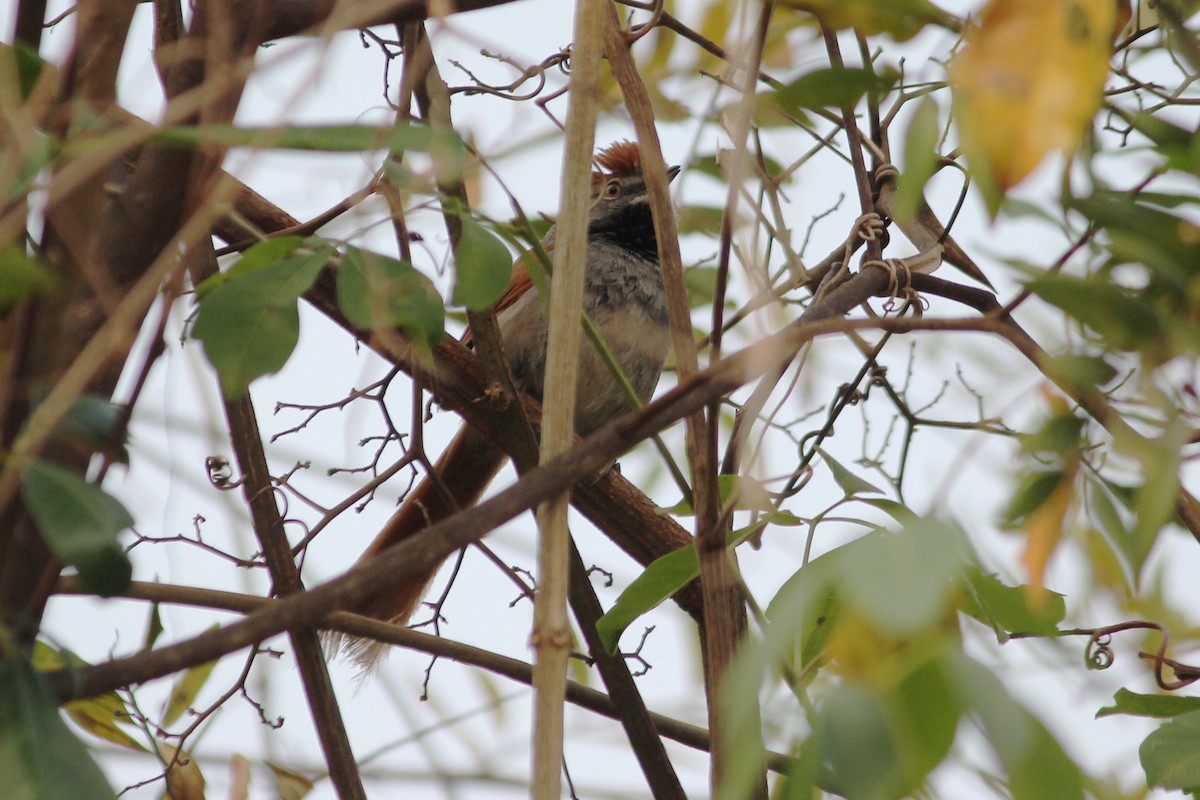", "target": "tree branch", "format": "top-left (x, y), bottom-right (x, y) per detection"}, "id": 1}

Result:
top-left (223, 392), bottom-right (365, 799)
top-left (53, 577), bottom-right (790, 773)
top-left (217, 183), bottom-right (704, 616)
top-left (48, 300), bottom-right (1034, 704)
top-left (255, 0), bottom-right (524, 44)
